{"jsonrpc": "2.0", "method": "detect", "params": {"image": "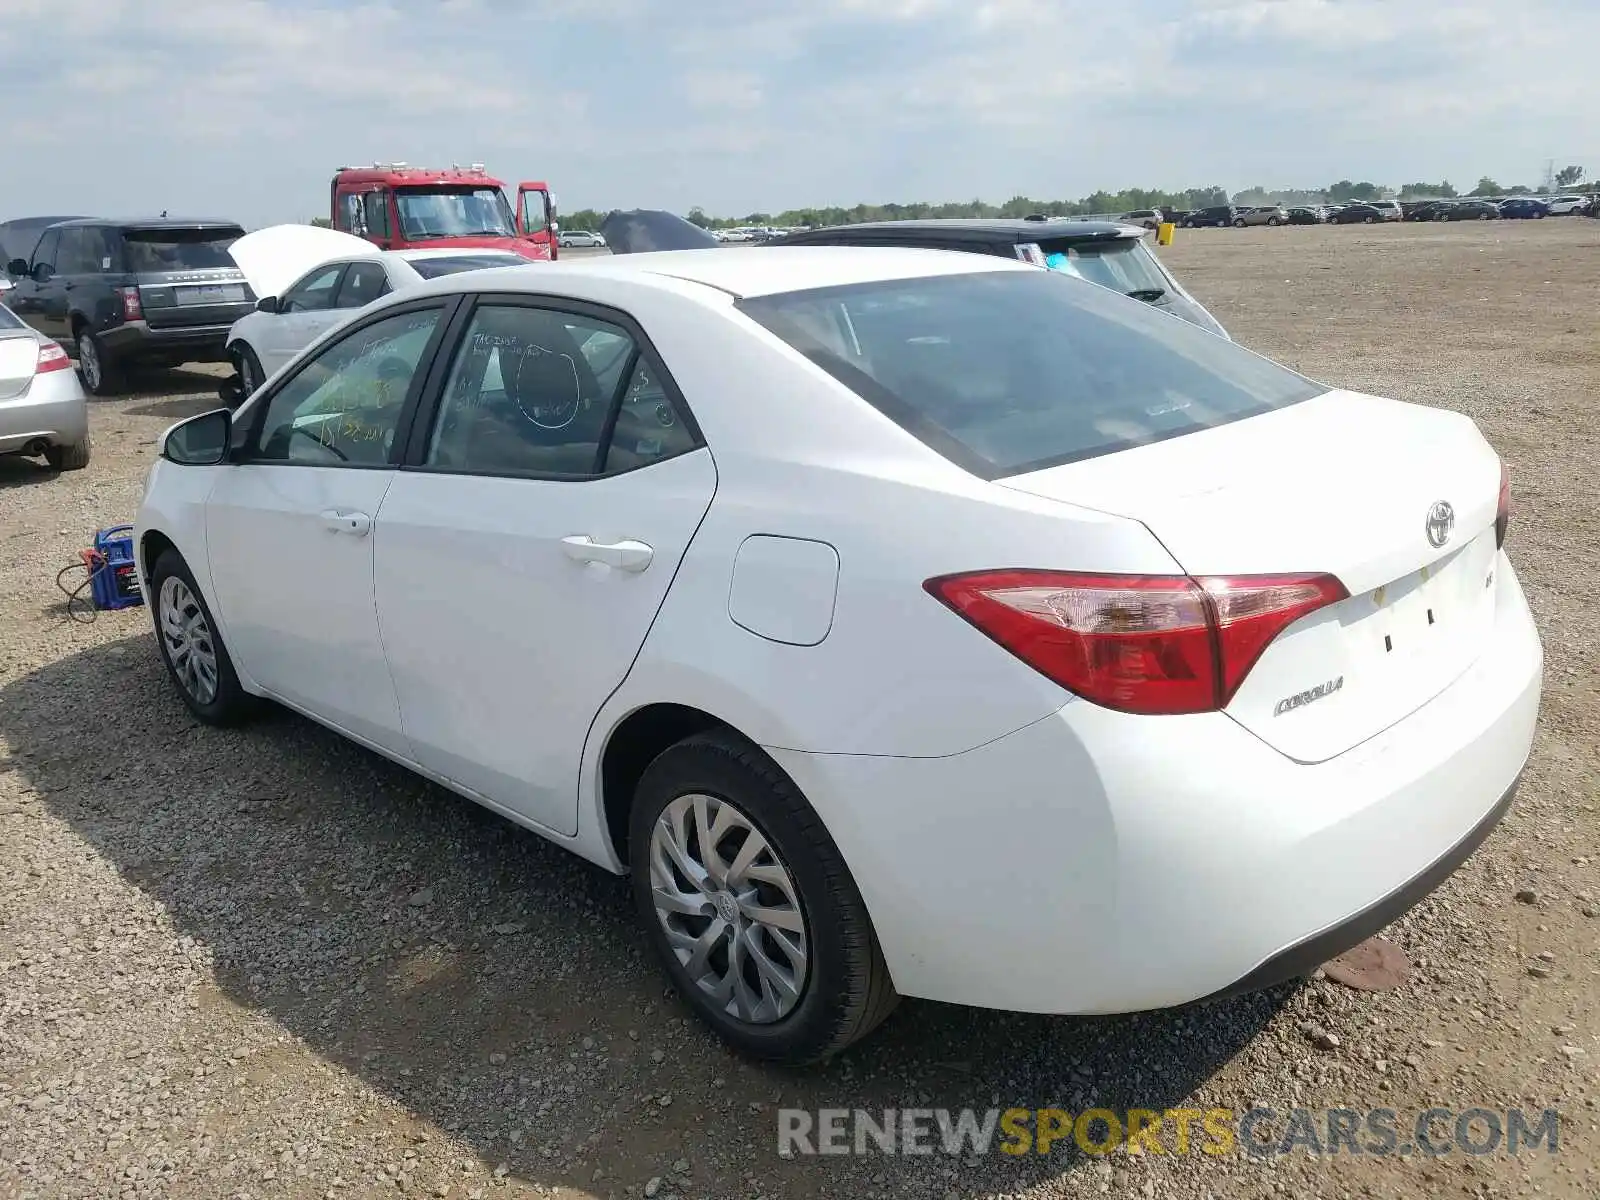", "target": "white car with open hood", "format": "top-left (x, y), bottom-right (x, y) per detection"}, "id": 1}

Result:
top-left (223, 224), bottom-right (525, 402)
top-left (135, 246), bottom-right (1540, 1064)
